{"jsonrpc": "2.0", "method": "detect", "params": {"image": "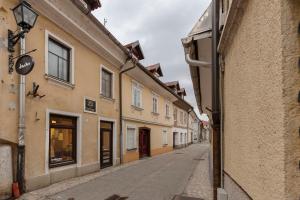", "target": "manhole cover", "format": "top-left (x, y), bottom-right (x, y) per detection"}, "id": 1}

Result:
top-left (105, 194), bottom-right (128, 200)
top-left (172, 195), bottom-right (203, 200)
